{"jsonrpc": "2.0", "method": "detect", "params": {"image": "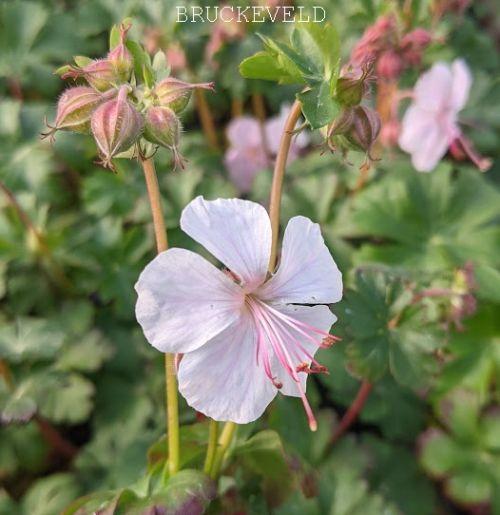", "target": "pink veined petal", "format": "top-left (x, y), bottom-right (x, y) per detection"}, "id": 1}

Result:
top-left (269, 304), bottom-right (337, 397)
top-left (414, 62), bottom-right (453, 112)
top-left (224, 145), bottom-right (267, 193)
top-left (180, 196), bottom-right (272, 290)
top-left (135, 248), bottom-right (244, 354)
top-left (399, 105), bottom-right (435, 153)
top-left (258, 216), bottom-right (343, 304)
top-left (226, 116), bottom-right (262, 148)
top-left (410, 122), bottom-right (452, 172)
top-left (450, 59), bottom-right (472, 112)
top-left (177, 314), bottom-right (277, 424)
